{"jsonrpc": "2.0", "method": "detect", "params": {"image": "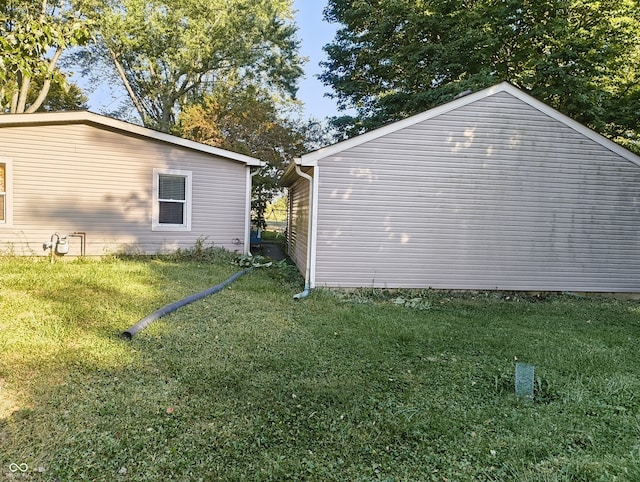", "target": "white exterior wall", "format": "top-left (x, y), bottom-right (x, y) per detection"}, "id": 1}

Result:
top-left (313, 91), bottom-right (640, 291)
top-left (0, 123), bottom-right (249, 256)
